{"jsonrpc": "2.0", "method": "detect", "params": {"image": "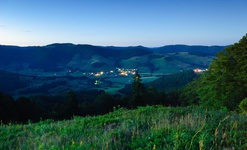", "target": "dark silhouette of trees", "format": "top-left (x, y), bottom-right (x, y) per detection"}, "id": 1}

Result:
top-left (62, 91), bottom-right (80, 118)
top-left (0, 92), bottom-right (16, 123)
top-left (95, 93), bottom-right (115, 114)
top-left (132, 72), bottom-right (145, 97)
top-left (131, 72), bottom-right (146, 107)
top-left (15, 97), bottom-right (43, 123)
